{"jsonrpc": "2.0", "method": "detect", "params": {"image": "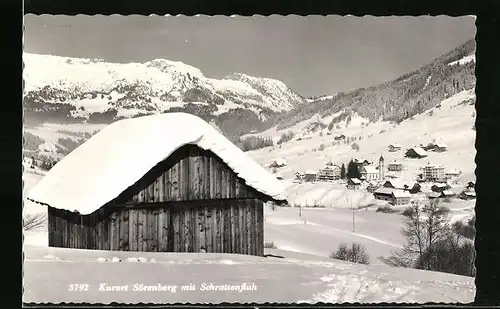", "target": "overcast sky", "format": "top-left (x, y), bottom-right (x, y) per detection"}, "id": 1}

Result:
top-left (24, 15), bottom-right (476, 97)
